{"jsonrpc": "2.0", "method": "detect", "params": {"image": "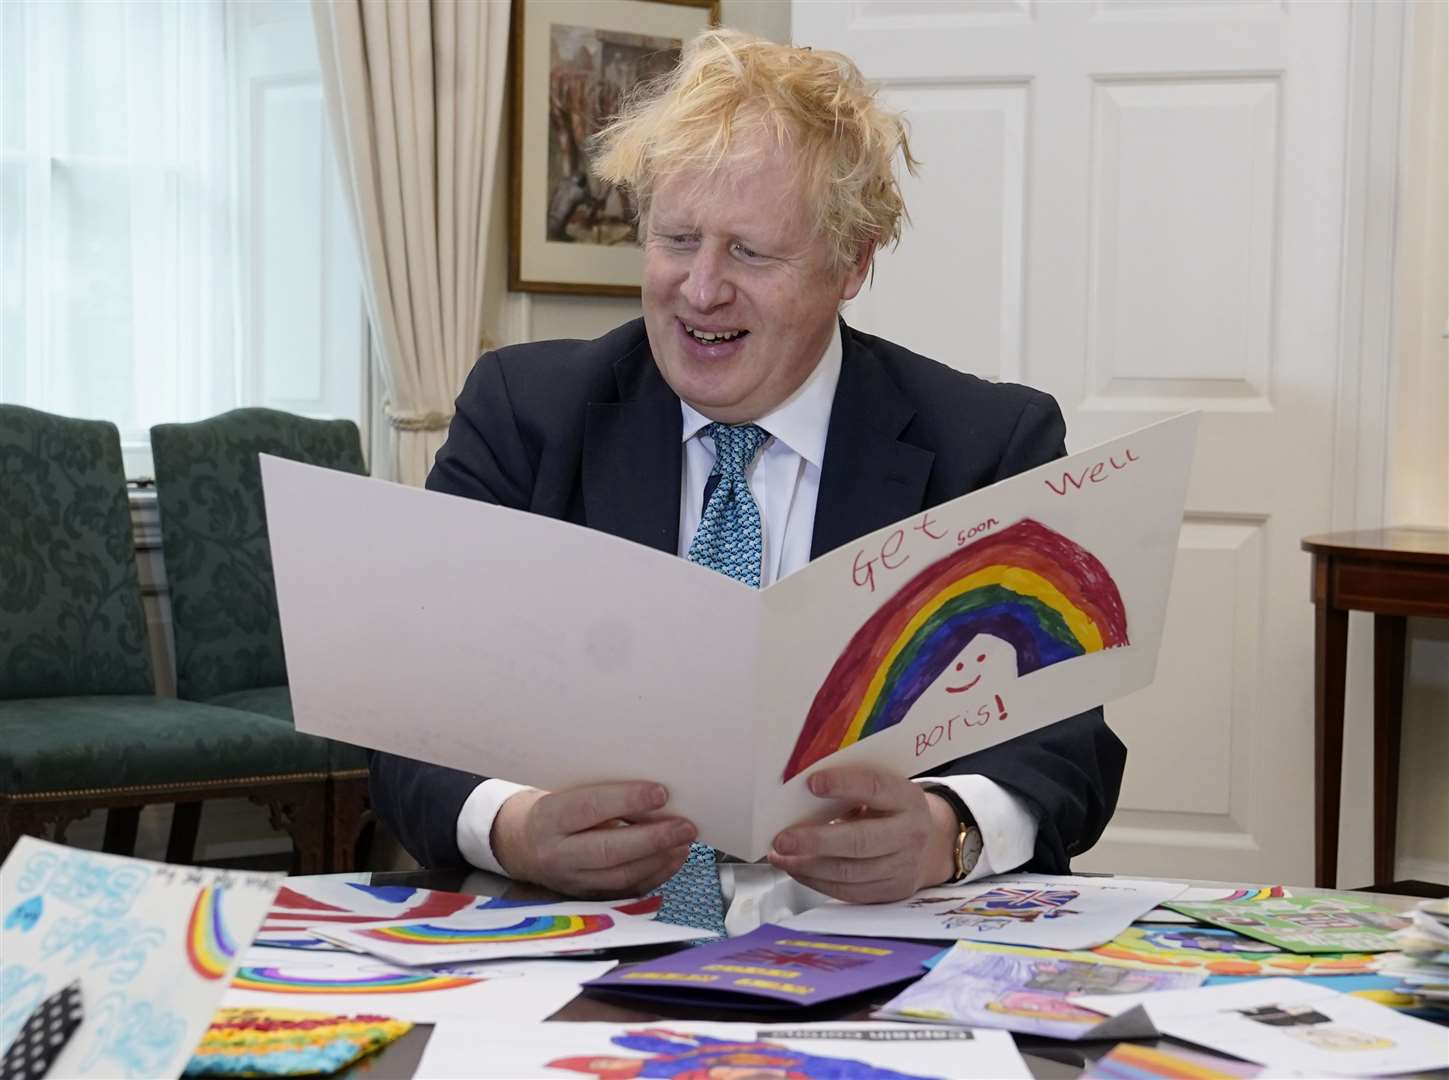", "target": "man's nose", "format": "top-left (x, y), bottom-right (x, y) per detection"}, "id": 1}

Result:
top-left (681, 246), bottom-right (735, 310)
